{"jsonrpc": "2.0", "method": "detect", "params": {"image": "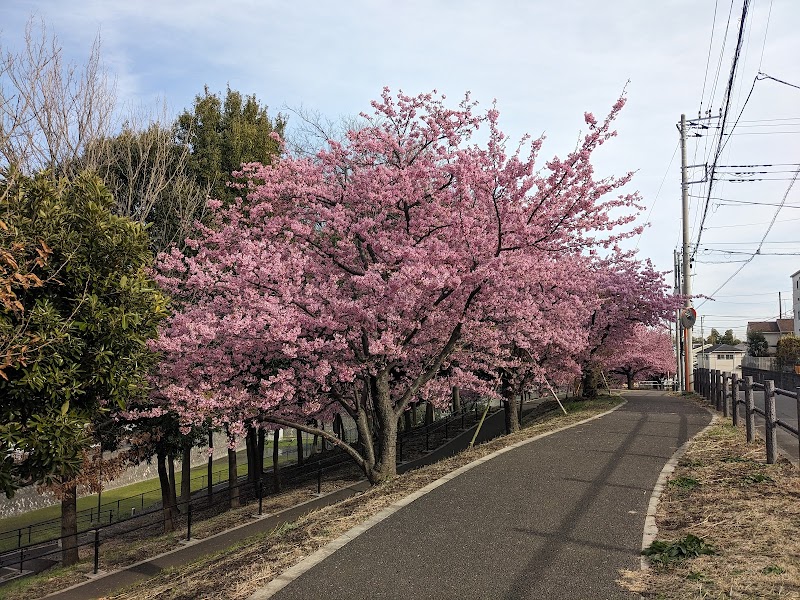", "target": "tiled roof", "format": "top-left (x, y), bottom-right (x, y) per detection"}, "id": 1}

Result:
top-left (748, 321), bottom-right (779, 333)
top-left (777, 318), bottom-right (794, 333)
top-left (703, 344), bottom-right (744, 353)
